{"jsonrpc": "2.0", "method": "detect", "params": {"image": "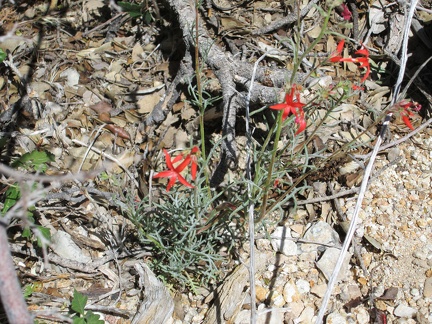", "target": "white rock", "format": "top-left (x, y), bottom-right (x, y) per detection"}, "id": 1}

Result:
top-left (353, 307), bottom-right (370, 324)
top-left (270, 290), bottom-right (286, 307)
top-left (283, 281), bottom-right (300, 303)
top-left (257, 308), bottom-right (284, 324)
top-left (234, 309), bottom-right (284, 324)
top-left (316, 247), bottom-right (352, 281)
top-left (423, 277), bottom-right (432, 298)
top-left (326, 311), bottom-right (347, 324)
top-left (51, 230), bottom-right (91, 263)
top-left (394, 304), bottom-right (417, 318)
top-left (289, 301), bottom-right (305, 318)
top-left (347, 284), bottom-right (362, 300)
top-left (271, 226), bottom-right (298, 256)
top-left (301, 221), bottom-right (341, 252)
top-left (296, 279), bottom-right (310, 294)
top-left (297, 306), bottom-right (315, 323)
top-left (310, 283), bottom-right (327, 298)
